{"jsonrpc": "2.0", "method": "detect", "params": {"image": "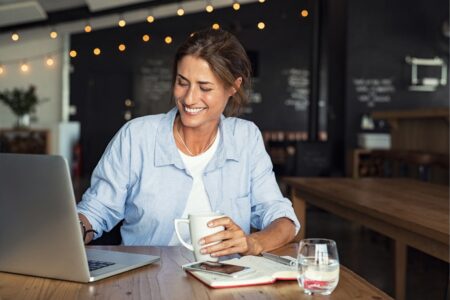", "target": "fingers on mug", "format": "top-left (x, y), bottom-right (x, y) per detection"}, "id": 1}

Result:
top-left (174, 212), bottom-right (225, 262)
